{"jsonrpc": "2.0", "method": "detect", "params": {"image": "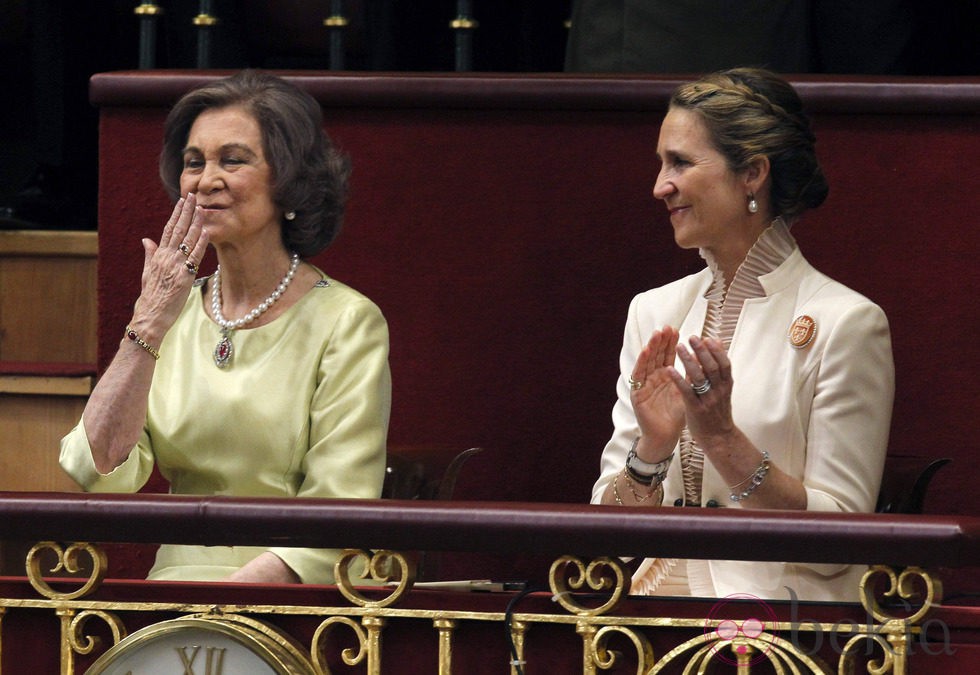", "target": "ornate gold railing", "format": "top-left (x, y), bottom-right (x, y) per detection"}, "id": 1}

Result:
top-left (0, 493), bottom-right (977, 674)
